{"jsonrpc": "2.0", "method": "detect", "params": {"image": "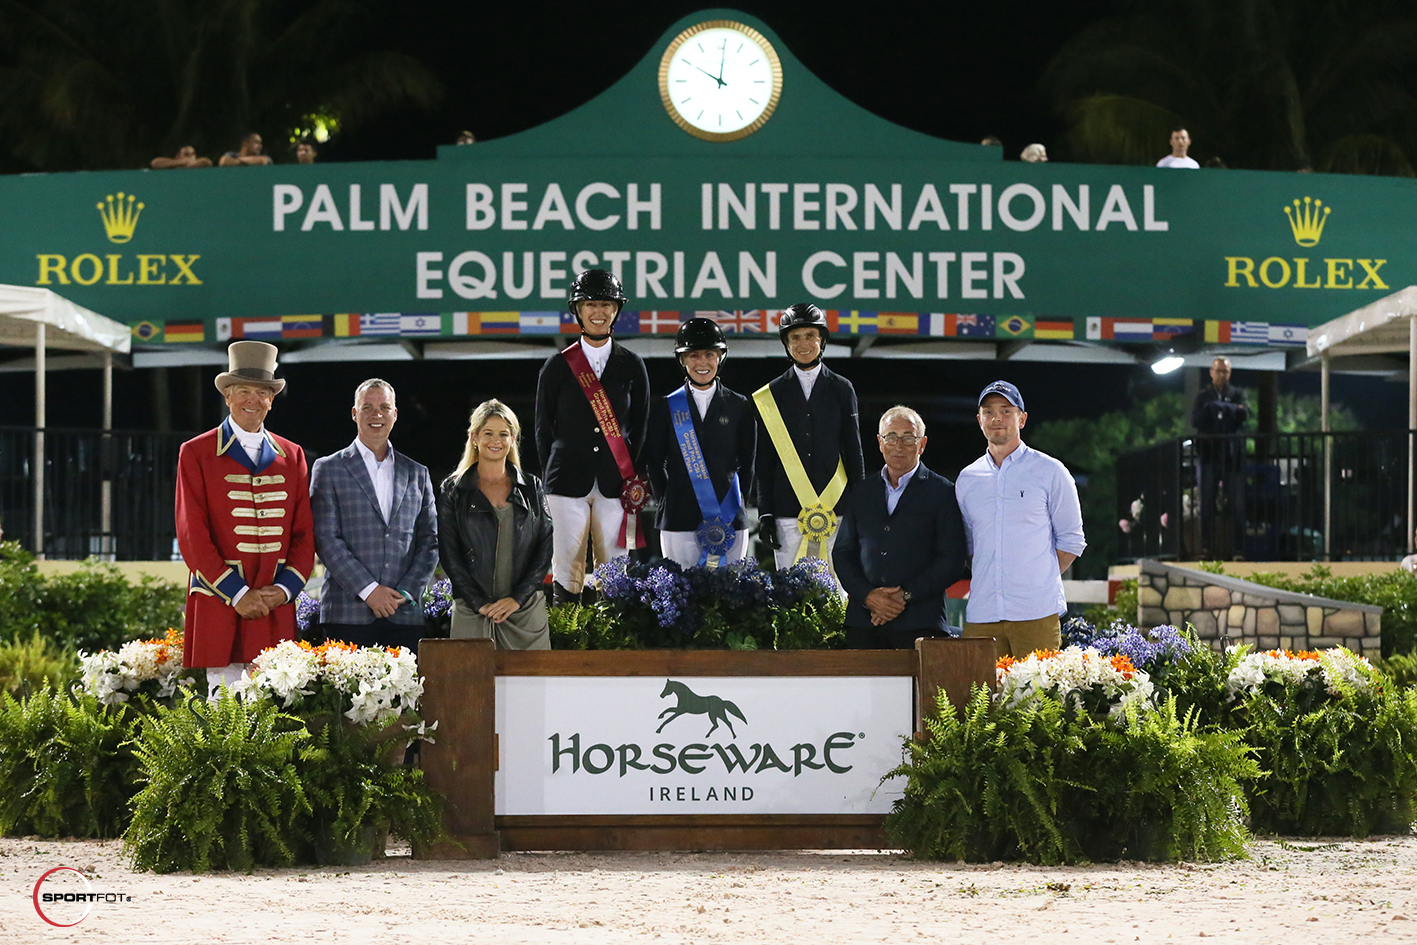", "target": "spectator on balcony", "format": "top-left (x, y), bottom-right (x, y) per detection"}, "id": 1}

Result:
top-left (295, 139), bottom-right (318, 164)
top-left (1157, 128), bottom-right (1200, 168)
top-left (1020, 143), bottom-right (1048, 163)
top-left (309, 379), bottom-right (438, 655)
top-left (219, 133), bottom-right (273, 167)
top-left (955, 381), bottom-right (1086, 660)
top-left (1192, 356), bottom-right (1249, 559)
top-left (150, 145), bottom-right (212, 169)
top-left (456, 130), bottom-right (477, 145)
